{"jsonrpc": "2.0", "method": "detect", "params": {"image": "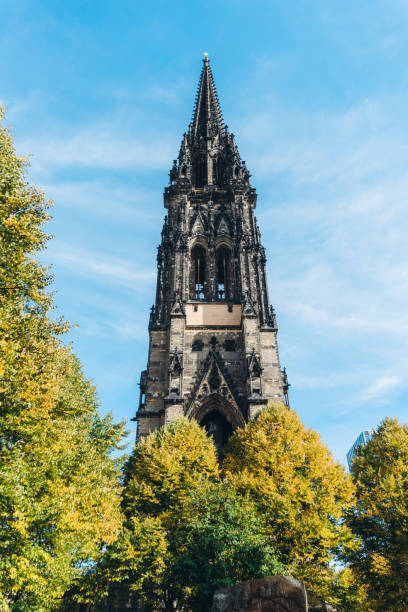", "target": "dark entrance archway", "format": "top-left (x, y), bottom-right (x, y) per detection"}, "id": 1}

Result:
top-left (200, 410), bottom-right (233, 457)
